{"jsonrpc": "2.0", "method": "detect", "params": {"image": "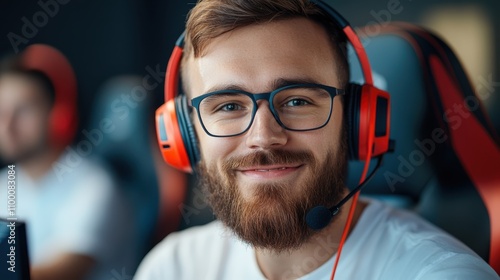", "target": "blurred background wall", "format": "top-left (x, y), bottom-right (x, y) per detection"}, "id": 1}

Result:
top-left (0, 0), bottom-right (498, 141)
